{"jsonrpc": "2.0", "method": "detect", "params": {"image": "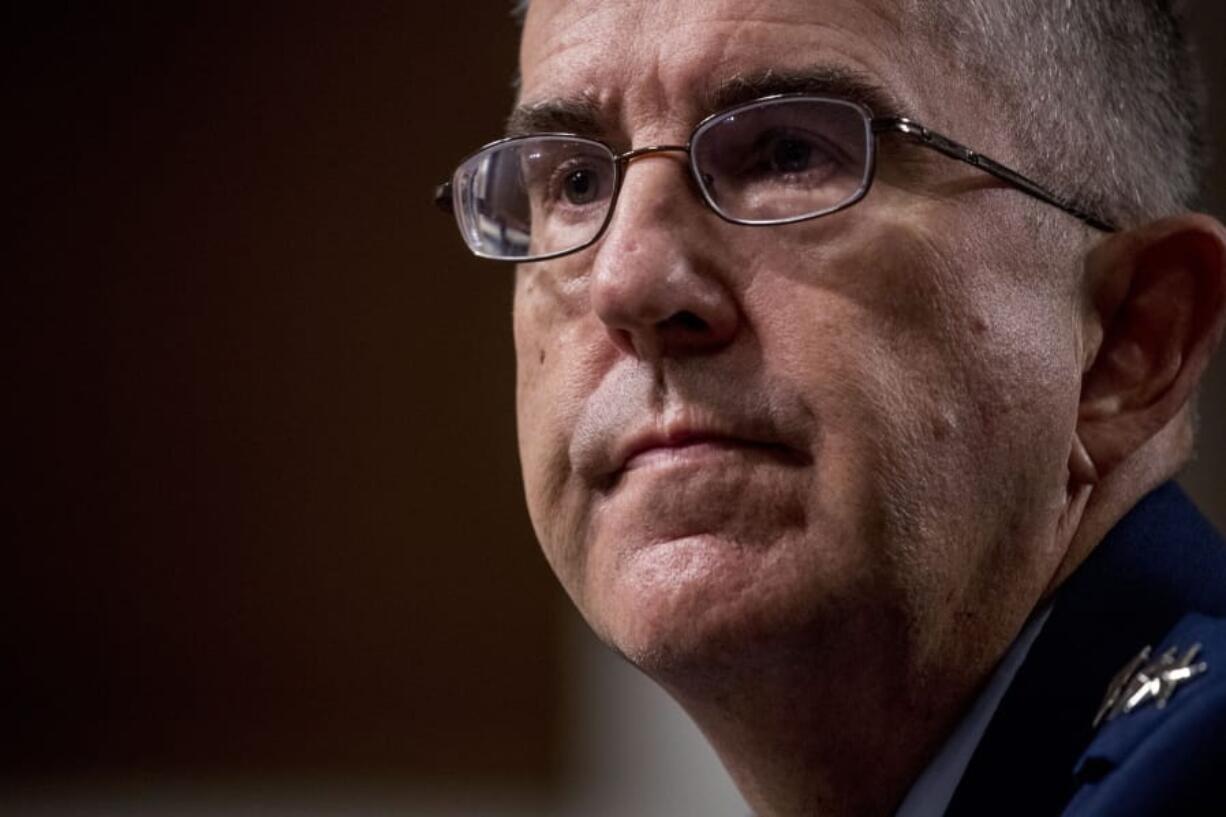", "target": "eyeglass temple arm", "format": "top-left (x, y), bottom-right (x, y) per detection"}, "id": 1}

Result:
top-left (434, 181), bottom-right (454, 213)
top-left (872, 118), bottom-right (1118, 233)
